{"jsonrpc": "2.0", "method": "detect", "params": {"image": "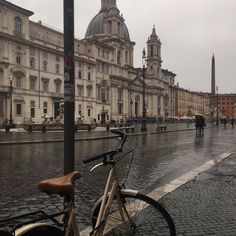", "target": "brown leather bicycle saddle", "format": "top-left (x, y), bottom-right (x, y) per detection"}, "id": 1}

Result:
top-left (38, 171), bottom-right (81, 195)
